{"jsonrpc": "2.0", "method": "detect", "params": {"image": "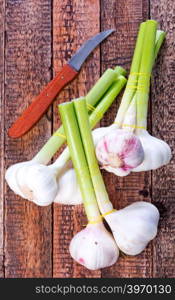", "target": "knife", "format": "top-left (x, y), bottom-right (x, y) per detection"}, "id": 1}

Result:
top-left (8, 29), bottom-right (114, 138)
